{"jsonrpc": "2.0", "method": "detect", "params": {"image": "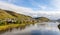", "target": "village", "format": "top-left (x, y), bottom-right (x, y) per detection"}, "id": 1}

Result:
top-left (0, 18), bottom-right (37, 25)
